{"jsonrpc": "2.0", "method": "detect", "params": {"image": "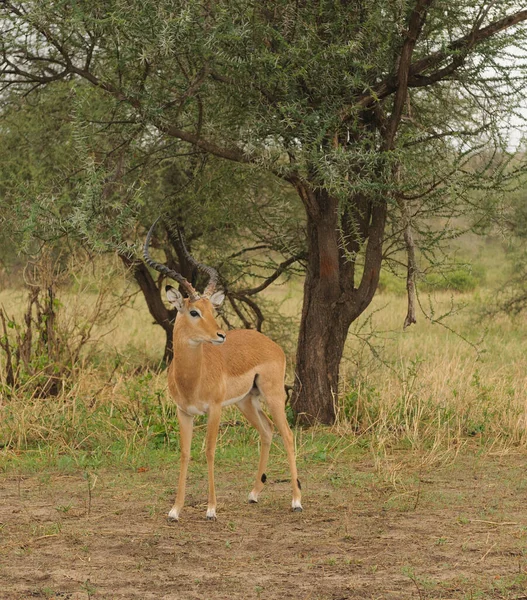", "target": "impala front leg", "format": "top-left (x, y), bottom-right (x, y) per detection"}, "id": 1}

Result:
top-left (168, 407), bottom-right (194, 522)
top-left (205, 403), bottom-right (222, 520)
